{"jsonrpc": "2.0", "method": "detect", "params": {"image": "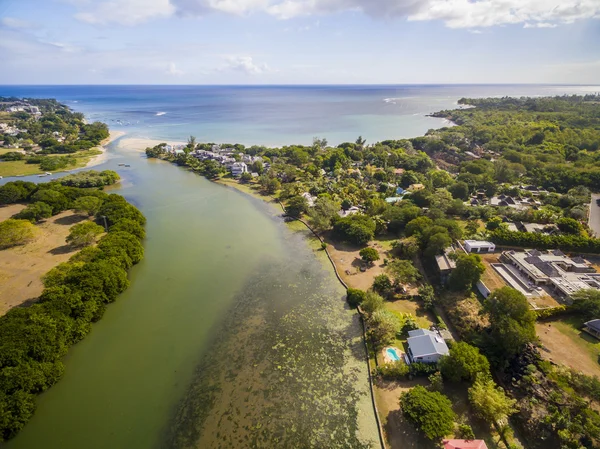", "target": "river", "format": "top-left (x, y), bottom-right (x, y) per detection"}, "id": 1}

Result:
top-left (3, 140), bottom-right (380, 448)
